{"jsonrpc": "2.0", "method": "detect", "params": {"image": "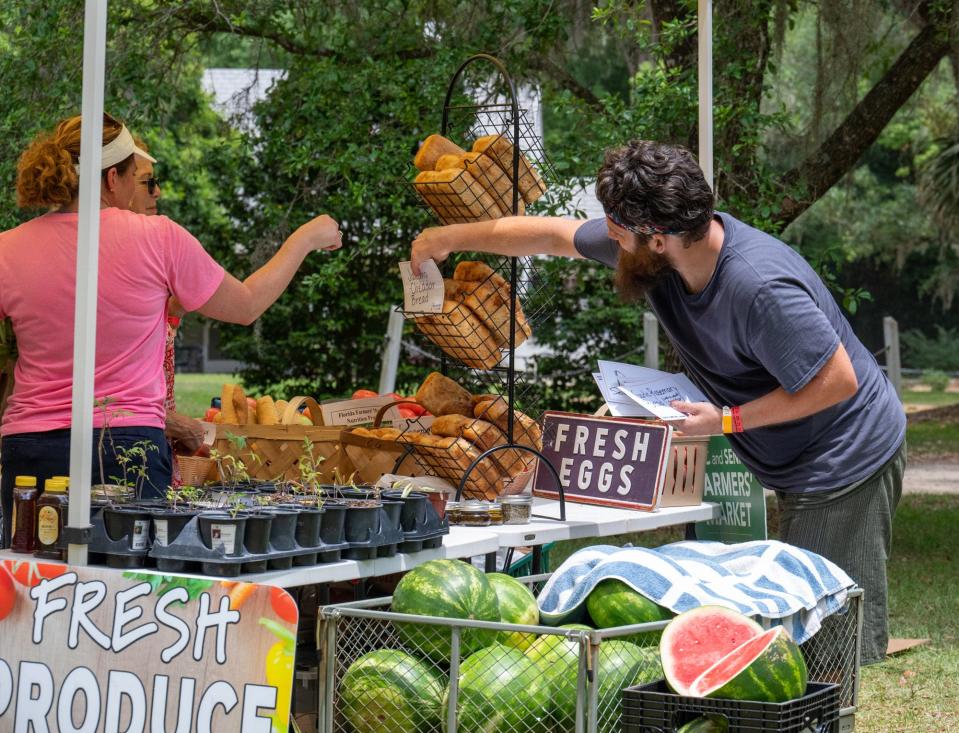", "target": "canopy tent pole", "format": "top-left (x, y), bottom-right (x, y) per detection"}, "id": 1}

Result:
top-left (67, 0), bottom-right (108, 566)
top-left (698, 0), bottom-right (714, 190)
